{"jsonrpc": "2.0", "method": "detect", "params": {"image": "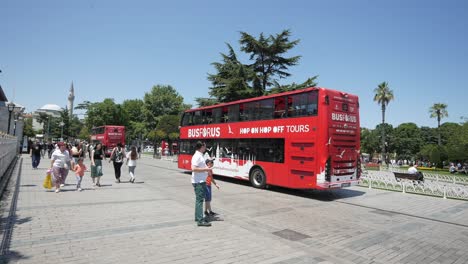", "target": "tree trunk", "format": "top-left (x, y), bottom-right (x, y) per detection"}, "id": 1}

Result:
top-left (437, 115), bottom-right (441, 146)
top-left (381, 105), bottom-right (386, 165)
